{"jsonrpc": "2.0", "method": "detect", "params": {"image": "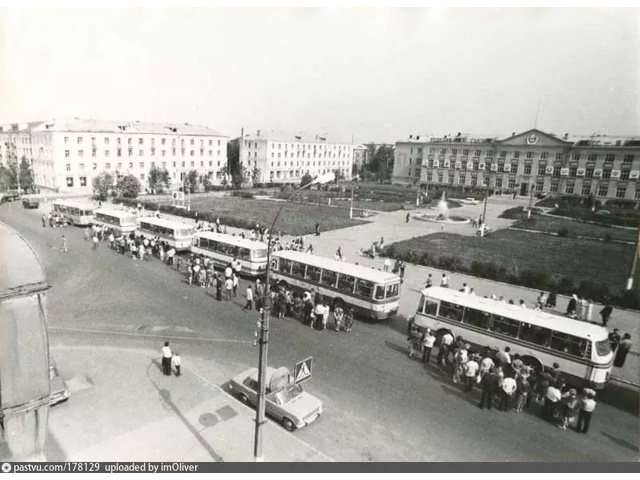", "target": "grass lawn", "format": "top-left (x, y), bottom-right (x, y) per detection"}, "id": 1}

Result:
top-left (511, 215), bottom-right (637, 243)
top-left (388, 230), bottom-right (632, 292)
top-left (156, 195), bottom-right (367, 235)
